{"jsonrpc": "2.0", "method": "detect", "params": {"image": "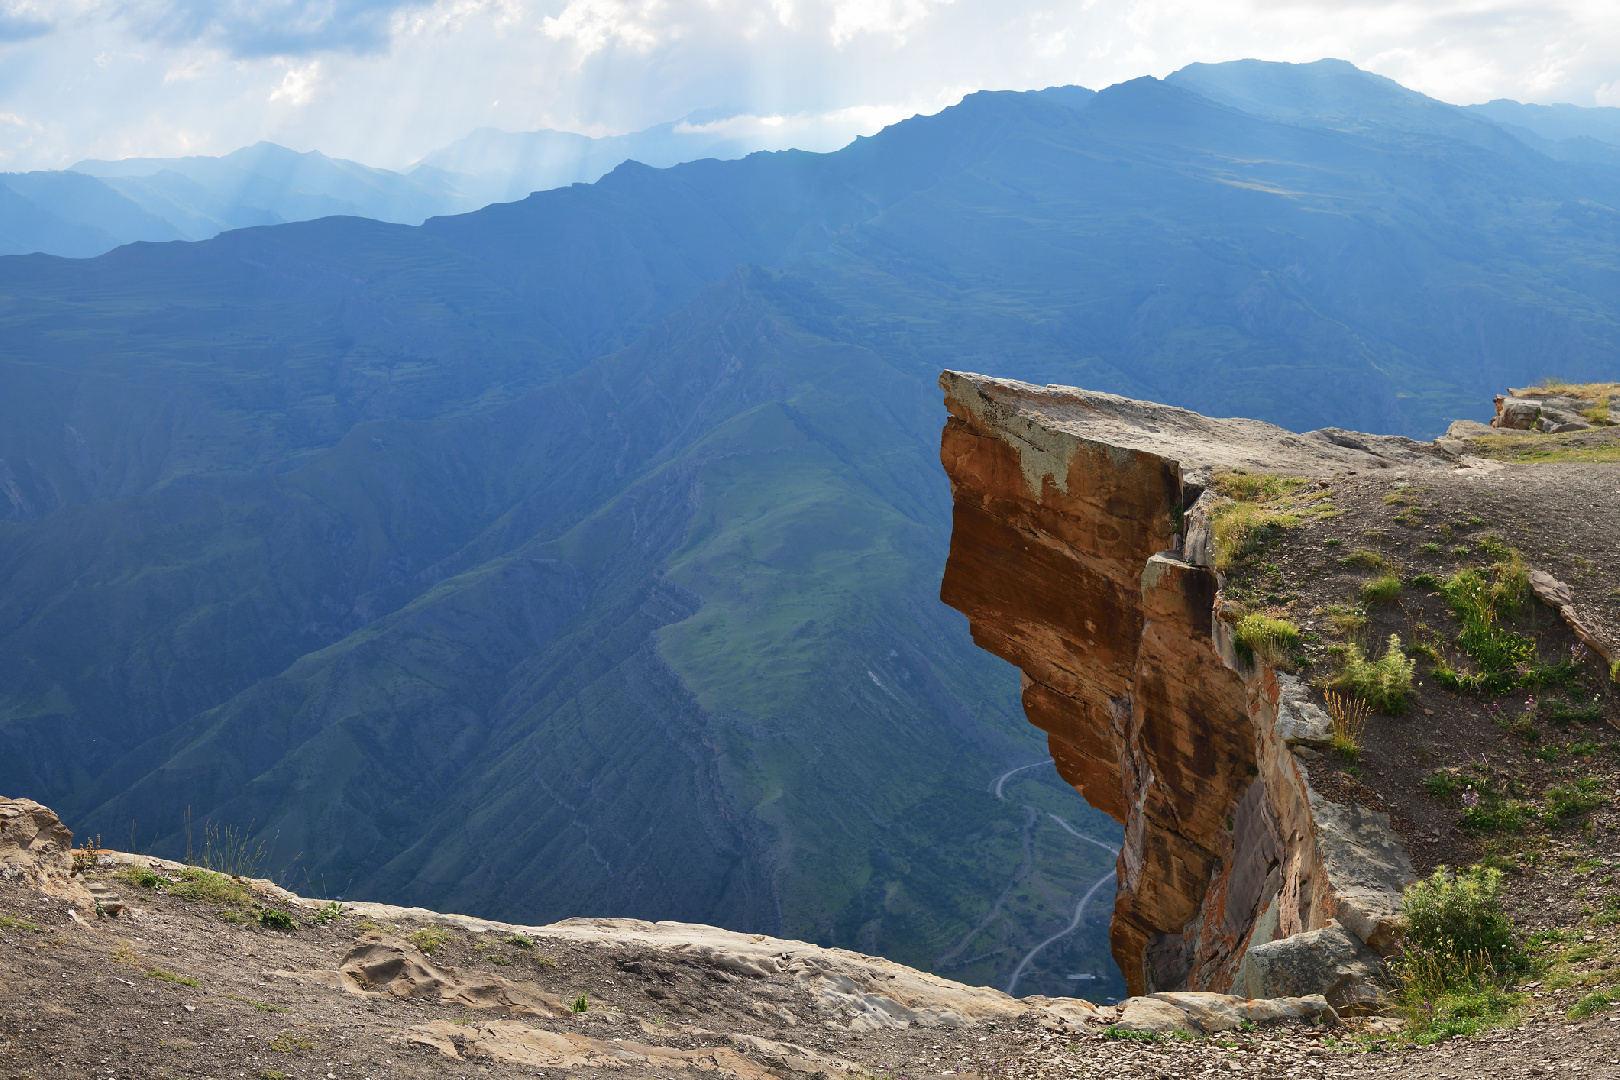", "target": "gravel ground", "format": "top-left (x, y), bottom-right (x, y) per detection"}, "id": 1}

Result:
top-left (4, 865), bottom-right (1620, 1079)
